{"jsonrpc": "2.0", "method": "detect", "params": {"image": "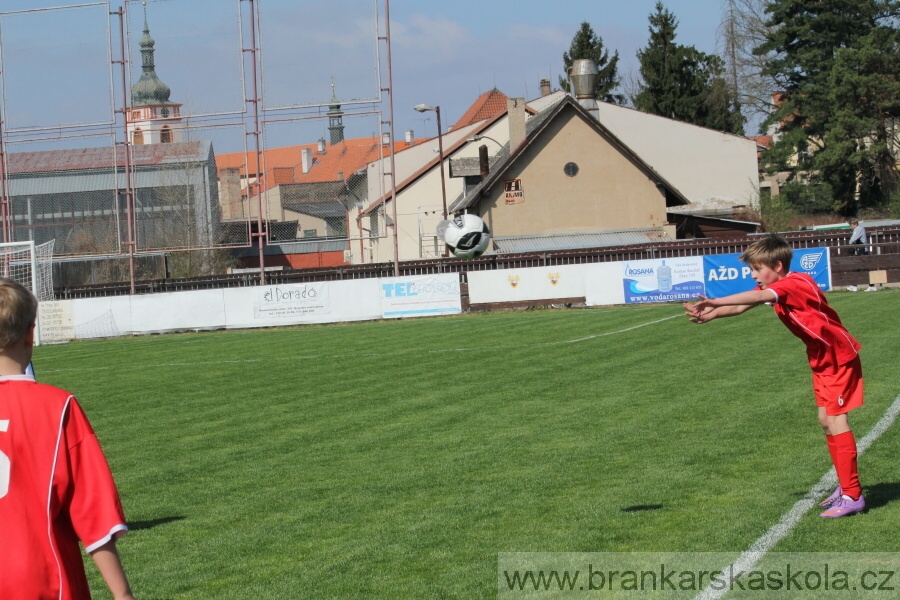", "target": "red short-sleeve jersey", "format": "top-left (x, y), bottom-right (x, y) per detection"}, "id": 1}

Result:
top-left (763, 272), bottom-right (861, 372)
top-left (0, 375), bottom-right (127, 600)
